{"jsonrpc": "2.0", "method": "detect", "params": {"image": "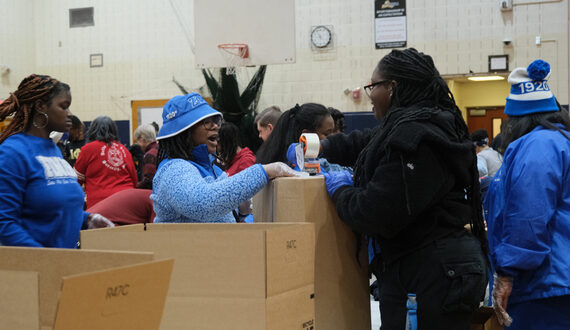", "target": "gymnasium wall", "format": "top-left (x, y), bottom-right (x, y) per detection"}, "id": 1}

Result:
top-left (0, 0), bottom-right (567, 125)
top-left (0, 0), bottom-right (36, 94)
